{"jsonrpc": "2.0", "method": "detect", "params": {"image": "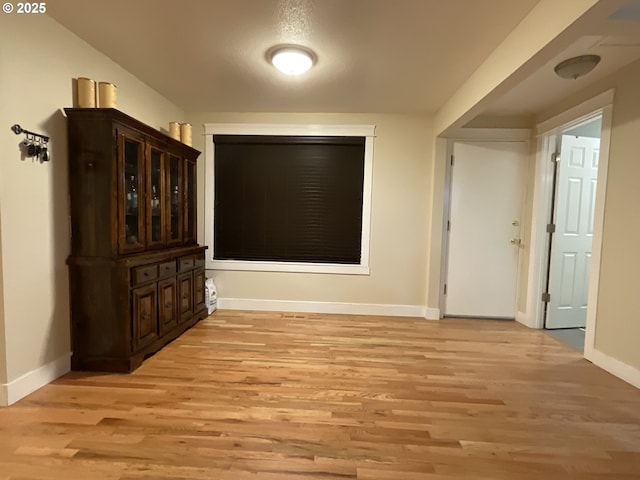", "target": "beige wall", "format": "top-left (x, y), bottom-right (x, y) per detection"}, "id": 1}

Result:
top-left (0, 14), bottom-right (184, 385)
top-left (187, 112), bottom-right (433, 308)
top-left (534, 58), bottom-right (640, 369)
top-left (0, 203), bottom-right (6, 386)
